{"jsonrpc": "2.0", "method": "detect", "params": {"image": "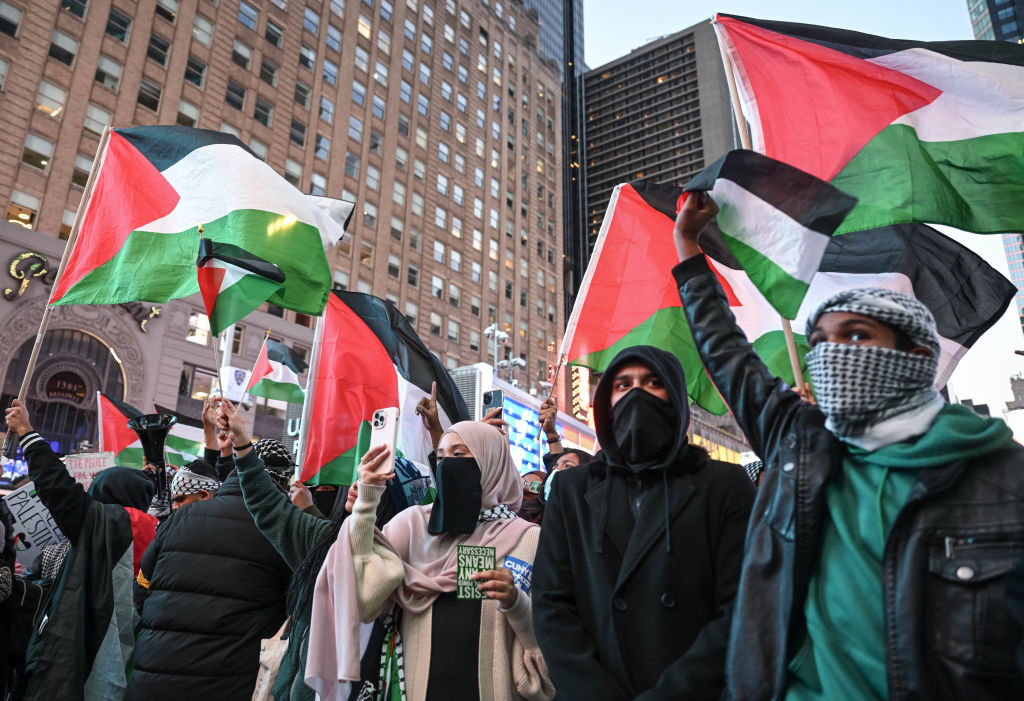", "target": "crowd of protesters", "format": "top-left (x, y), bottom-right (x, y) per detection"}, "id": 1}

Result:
top-left (1, 192), bottom-right (1024, 700)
